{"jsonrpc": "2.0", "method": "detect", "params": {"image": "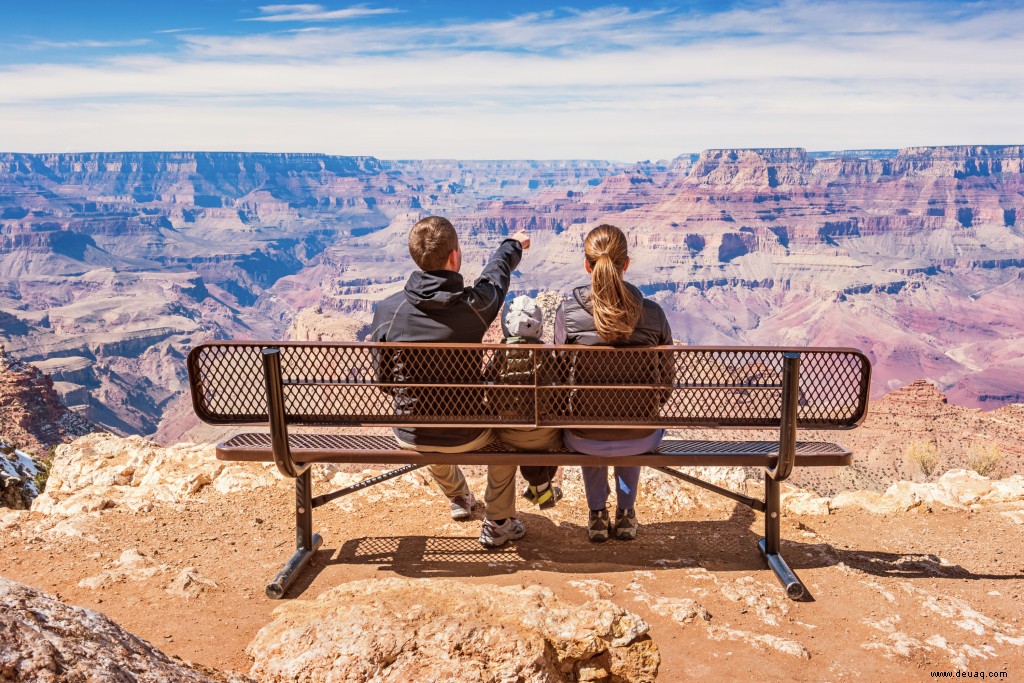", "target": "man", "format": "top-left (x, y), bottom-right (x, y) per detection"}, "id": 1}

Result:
top-left (369, 215), bottom-right (531, 547)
